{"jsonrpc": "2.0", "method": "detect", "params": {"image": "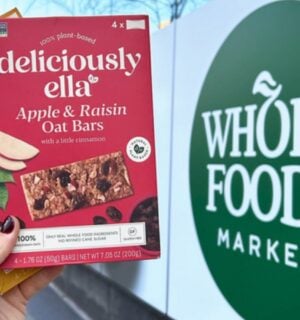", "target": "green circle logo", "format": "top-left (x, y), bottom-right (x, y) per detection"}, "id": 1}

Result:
top-left (190, 2), bottom-right (300, 319)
